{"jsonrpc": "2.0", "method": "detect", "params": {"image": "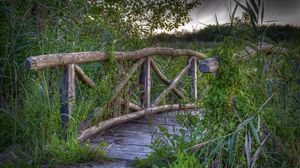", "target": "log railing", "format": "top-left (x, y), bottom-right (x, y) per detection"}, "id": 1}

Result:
top-left (26, 47), bottom-right (219, 142)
